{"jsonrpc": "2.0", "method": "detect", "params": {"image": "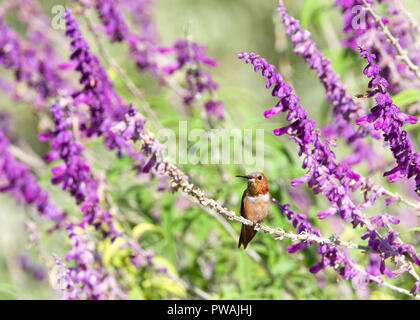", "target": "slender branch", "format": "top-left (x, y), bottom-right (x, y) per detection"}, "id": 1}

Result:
top-left (112, 109), bottom-right (420, 298)
top-left (8, 144), bottom-right (47, 171)
top-left (361, 0), bottom-right (420, 81)
top-left (349, 260), bottom-right (419, 298)
top-left (380, 185), bottom-right (420, 215)
top-left (199, 201), bottom-right (276, 280)
top-left (179, 183), bottom-right (367, 250)
top-left (111, 120), bottom-right (372, 251)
